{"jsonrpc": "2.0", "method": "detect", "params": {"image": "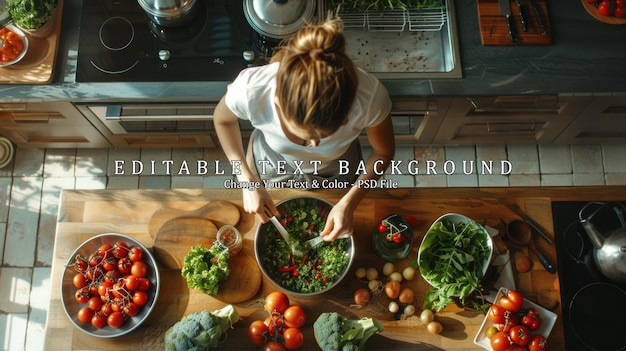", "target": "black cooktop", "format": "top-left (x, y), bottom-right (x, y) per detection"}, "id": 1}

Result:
top-left (551, 201), bottom-right (626, 351)
top-left (76, 0), bottom-right (259, 82)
